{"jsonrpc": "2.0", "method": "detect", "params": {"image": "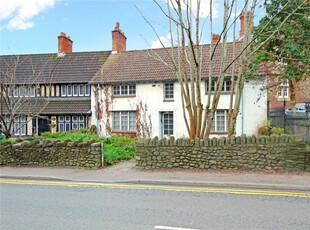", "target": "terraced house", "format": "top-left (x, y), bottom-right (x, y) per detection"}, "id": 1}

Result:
top-left (0, 32), bottom-right (110, 136)
top-left (91, 23), bottom-right (267, 139)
